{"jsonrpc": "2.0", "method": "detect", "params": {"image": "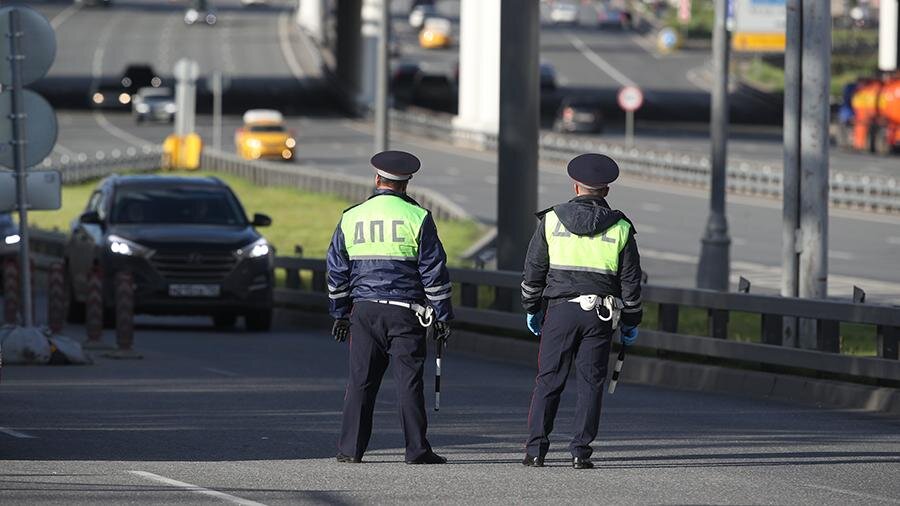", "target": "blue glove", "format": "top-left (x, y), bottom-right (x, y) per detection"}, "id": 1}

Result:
top-left (620, 325), bottom-right (638, 346)
top-left (526, 311), bottom-right (544, 336)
